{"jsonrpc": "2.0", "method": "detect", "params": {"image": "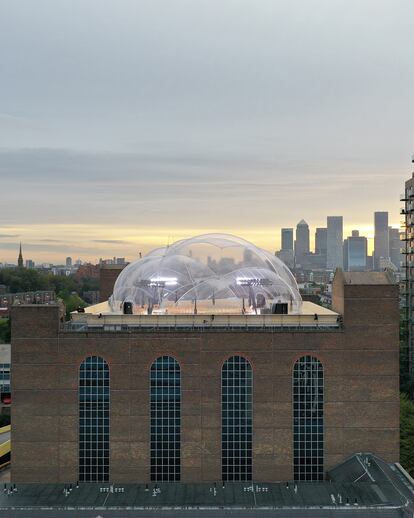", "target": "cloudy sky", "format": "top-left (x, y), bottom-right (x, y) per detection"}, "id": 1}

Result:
top-left (0, 0), bottom-right (413, 263)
